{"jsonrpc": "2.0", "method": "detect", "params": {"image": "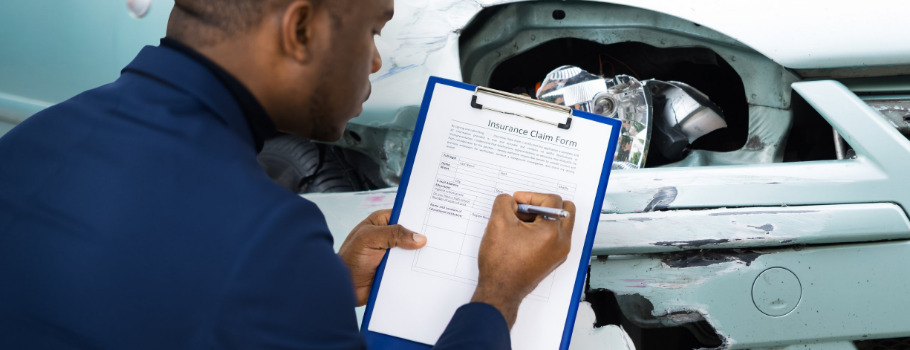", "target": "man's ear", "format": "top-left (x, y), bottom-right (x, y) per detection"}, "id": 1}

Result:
top-left (280, 0), bottom-right (317, 63)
